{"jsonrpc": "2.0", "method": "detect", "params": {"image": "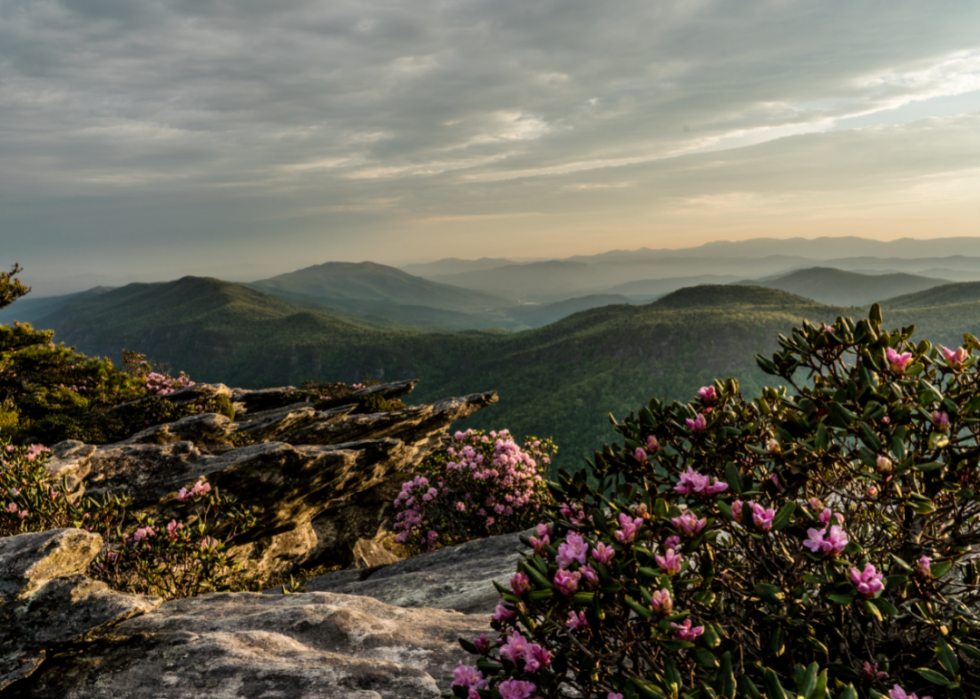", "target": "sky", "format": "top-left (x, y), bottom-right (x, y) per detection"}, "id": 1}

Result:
top-left (3, 0), bottom-right (980, 292)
